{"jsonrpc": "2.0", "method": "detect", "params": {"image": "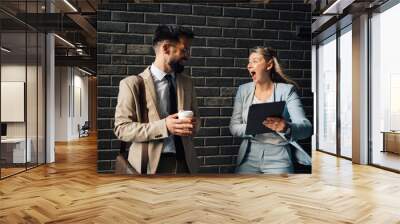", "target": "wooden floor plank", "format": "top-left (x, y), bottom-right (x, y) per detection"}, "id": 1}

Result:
top-left (0, 134), bottom-right (400, 223)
